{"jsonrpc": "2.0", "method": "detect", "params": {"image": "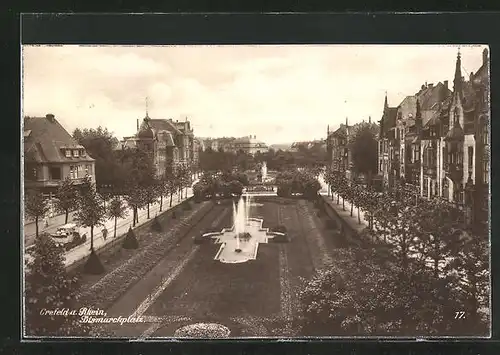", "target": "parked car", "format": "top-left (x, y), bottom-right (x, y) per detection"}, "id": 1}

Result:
top-left (50, 223), bottom-right (81, 247)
